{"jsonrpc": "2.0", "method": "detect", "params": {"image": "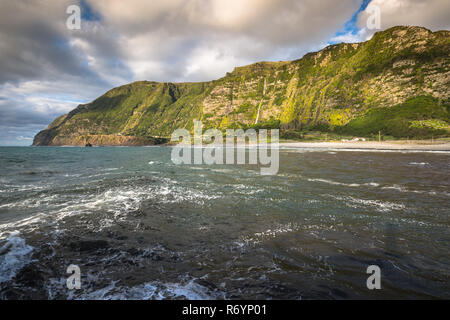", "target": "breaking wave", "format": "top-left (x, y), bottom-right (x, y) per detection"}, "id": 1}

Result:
top-left (330, 195), bottom-right (406, 212)
top-left (72, 279), bottom-right (226, 300)
top-left (307, 178), bottom-right (379, 188)
top-left (0, 233), bottom-right (33, 283)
